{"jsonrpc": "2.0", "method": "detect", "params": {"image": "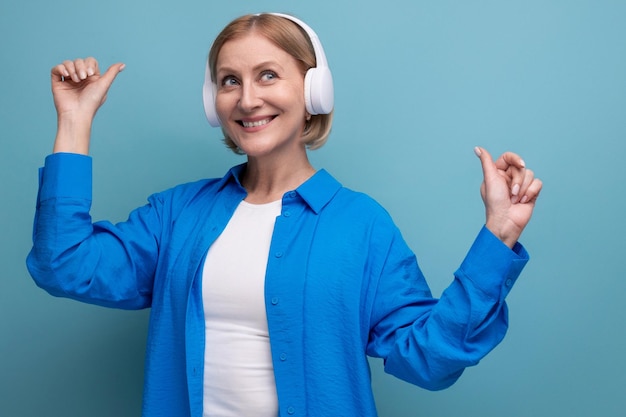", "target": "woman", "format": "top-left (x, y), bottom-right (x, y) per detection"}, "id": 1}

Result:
top-left (27, 12), bottom-right (542, 417)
